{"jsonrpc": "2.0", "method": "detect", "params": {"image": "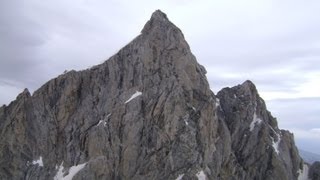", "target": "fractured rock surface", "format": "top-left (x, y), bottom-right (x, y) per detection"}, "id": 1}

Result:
top-left (0, 10), bottom-right (304, 180)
